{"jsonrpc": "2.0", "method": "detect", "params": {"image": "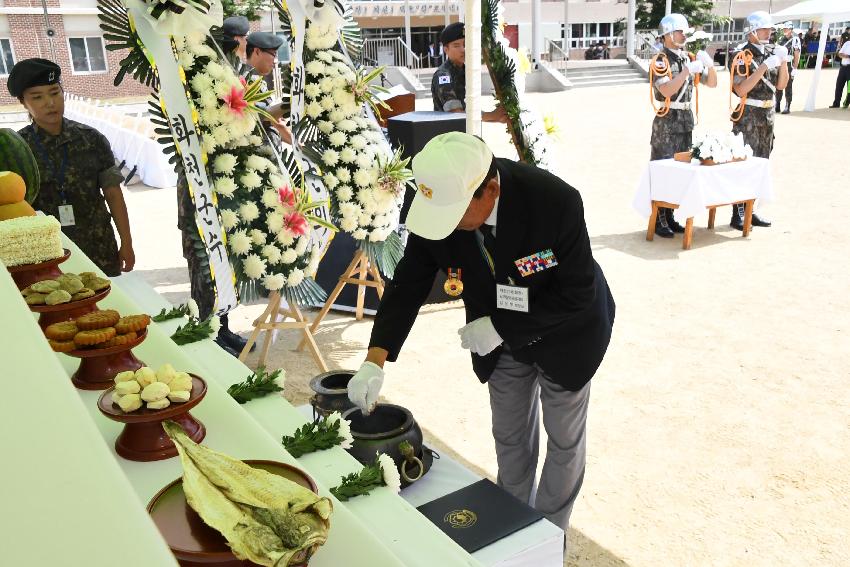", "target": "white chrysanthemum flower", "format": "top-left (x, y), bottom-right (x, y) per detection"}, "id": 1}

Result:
top-left (243, 254), bottom-right (267, 279)
top-left (322, 149), bottom-right (340, 167)
top-left (332, 76), bottom-right (348, 90)
top-left (177, 50), bottom-right (195, 69)
top-left (191, 73), bottom-right (213, 94)
top-left (304, 83), bottom-right (321, 100)
top-left (373, 214), bottom-right (389, 228)
top-left (241, 171), bottom-right (262, 190)
top-left (267, 211), bottom-right (284, 233)
top-left (305, 60), bottom-right (326, 77)
top-left (336, 119), bottom-right (357, 132)
top-left (340, 217), bottom-right (358, 232)
top-left (246, 155), bottom-right (269, 172)
top-left (316, 50), bottom-right (333, 63)
top-left (214, 176), bottom-right (237, 198)
top-left (213, 79), bottom-right (232, 99)
top-left (356, 154), bottom-right (374, 170)
top-left (323, 173), bottom-right (339, 190)
top-left (173, 36), bottom-right (187, 50)
top-left (239, 201), bottom-right (260, 222)
top-left (352, 228), bottom-right (368, 240)
top-left (198, 91), bottom-right (219, 111)
top-left (318, 77), bottom-right (335, 93)
top-left (262, 189), bottom-right (279, 209)
top-left (210, 316), bottom-right (221, 333)
top-left (336, 185), bottom-right (353, 202)
top-left (295, 237), bottom-right (309, 255)
top-left (353, 168), bottom-right (372, 188)
top-left (358, 212), bottom-right (372, 226)
top-left (326, 412), bottom-right (354, 449)
top-left (370, 228), bottom-right (388, 242)
top-left (250, 228), bottom-right (267, 246)
top-left (249, 135), bottom-right (263, 146)
top-left (335, 168), bottom-right (351, 184)
top-left (230, 230), bottom-right (252, 255)
top-left (341, 101), bottom-right (359, 117)
top-left (377, 453), bottom-right (401, 493)
top-left (287, 268), bottom-right (305, 286)
top-left (281, 248), bottom-right (298, 264)
top-left (194, 45), bottom-right (216, 59)
top-left (332, 88), bottom-right (354, 107)
top-left (269, 173), bottom-right (284, 188)
top-left (328, 109), bottom-right (345, 123)
top-left (320, 95), bottom-right (336, 112)
top-left (329, 131), bottom-right (347, 147)
top-left (276, 230), bottom-right (296, 247)
top-left (263, 273), bottom-right (285, 291)
top-left (306, 101), bottom-right (324, 120)
top-left (213, 153), bottom-right (237, 174)
top-left (339, 201), bottom-right (361, 219)
top-left (212, 125), bottom-right (233, 147)
top-left (361, 198), bottom-right (378, 216)
top-left (317, 120), bottom-right (334, 134)
top-left (202, 134), bottom-right (217, 154)
top-left (206, 61), bottom-right (226, 79)
top-left (262, 244), bottom-right (282, 264)
top-left (187, 298), bottom-right (199, 319)
top-left (220, 209), bottom-right (239, 230)
top-left (350, 135), bottom-right (367, 150)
